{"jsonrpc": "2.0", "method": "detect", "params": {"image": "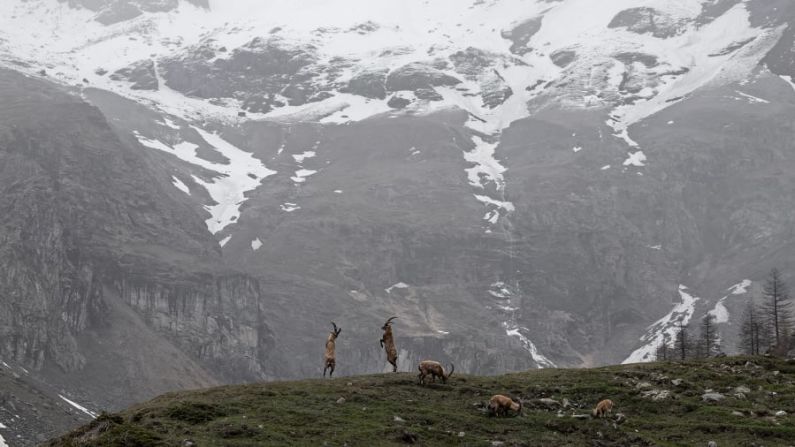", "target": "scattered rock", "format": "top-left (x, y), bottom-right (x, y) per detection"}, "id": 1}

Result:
top-left (707, 441), bottom-right (717, 447)
top-left (491, 442), bottom-right (505, 447)
top-left (182, 440), bottom-right (196, 447)
top-left (734, 386), bottom-right (751, 394)
top-left (336, 397), bottom-right (346, 404)
top-left (671, 379), bottom-right (683, 386)
top-left (641, 389), bottom-right (670, 401)
top-left (614, 413), bottom-right (627, 424)
top-left (775, 410), bottom-right (787, 417)
top-left (635, 381), bottom-right (653, 389)
top-left (536, 398), bottom-right (561, 409)
top-left (347, 382), bottom-right (353, 386)
top-left (701, 393), bottom-right (725, 403)
top-left (571, 414), bottom-right (590, 419)
top-left (458, 432), bottom-right (465, 437)
top-left (731, 411), bottom-right (744, 417)
top-left (561, 398), bottom-right (571, 409)
top-left (394, 415), bottom-right (405, 423)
